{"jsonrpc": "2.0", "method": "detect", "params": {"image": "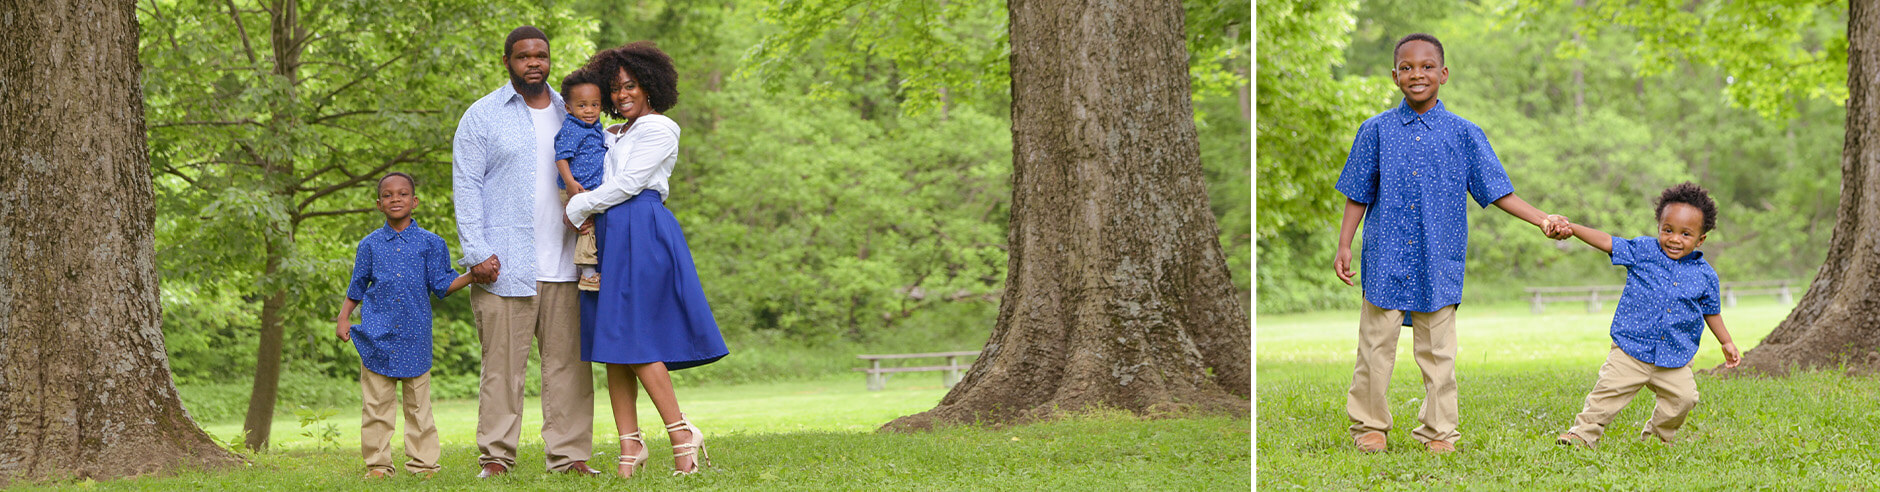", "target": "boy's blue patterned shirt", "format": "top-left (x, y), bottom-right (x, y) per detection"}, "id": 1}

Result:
top-left (1608, 236), bottom-right (1722, 368)
top-left (1335, 99), bottom-right (1516, 313)
top-left (345, 222), bottom-right (461, 378)
top-left (554, 113), bottom-right (607, 190)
